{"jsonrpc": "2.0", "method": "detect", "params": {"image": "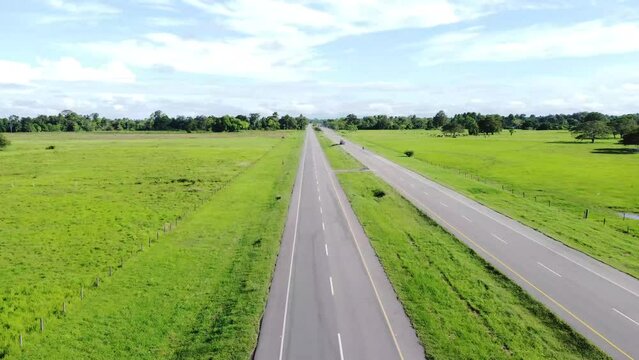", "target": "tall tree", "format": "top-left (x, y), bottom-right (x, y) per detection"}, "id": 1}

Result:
top-left (432, 110), bottom-right (449, 128)
top-left (149, 110), bottom-right (171, 131)
top-left (478, 115), bottom-right (503, 135)
top-left (610, 115), bottom-right (638, 138)
top-left (571, 112), bottom-right (610, 143)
